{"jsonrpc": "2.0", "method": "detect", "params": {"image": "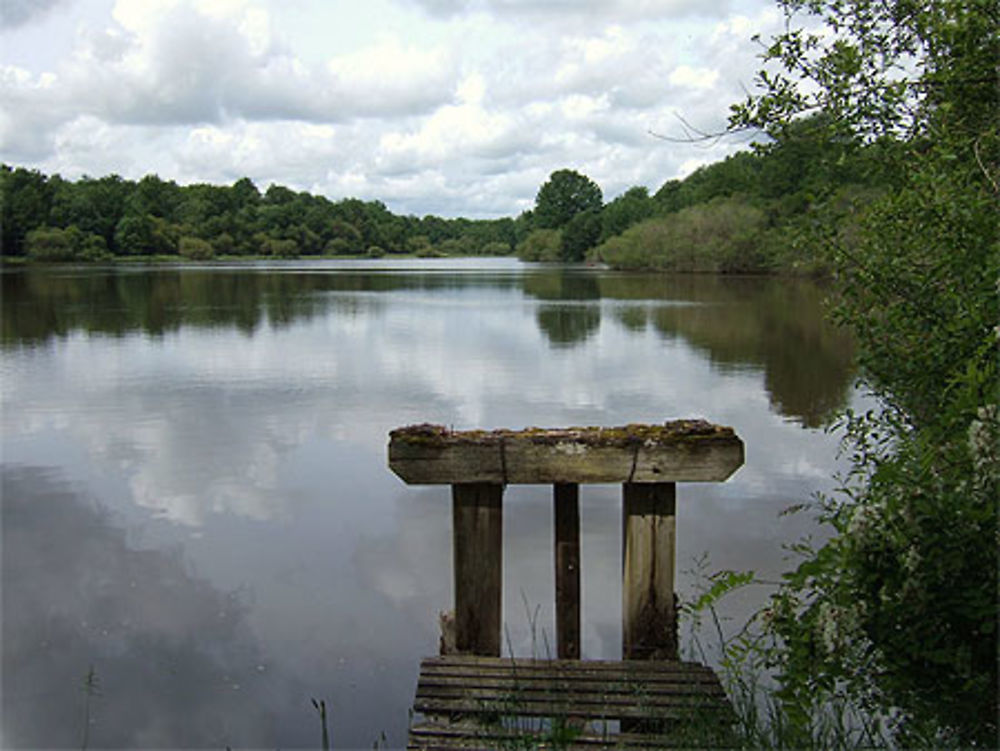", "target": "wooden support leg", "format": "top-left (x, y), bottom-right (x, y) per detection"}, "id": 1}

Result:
top-left (554, 483), bottom-right (581, 660)
top-left (622, 482), bottom-right (677, 661)
top-left (452, 483), bottom-right (503, 656)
